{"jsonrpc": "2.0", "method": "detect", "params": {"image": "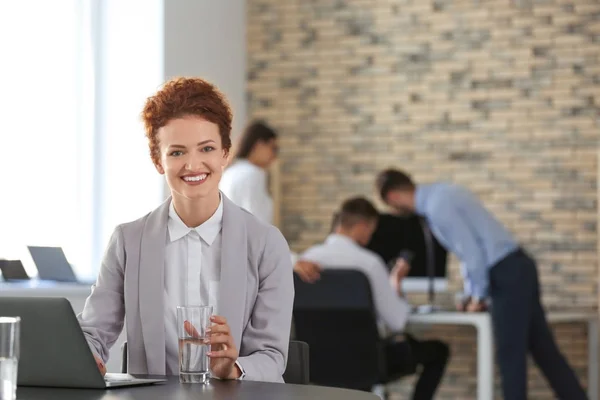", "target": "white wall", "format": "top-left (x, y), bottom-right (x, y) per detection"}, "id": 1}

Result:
top-left (91, 0), bottom-right (165, 278)
top-left (164, 0), bottom-right (247, 138)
